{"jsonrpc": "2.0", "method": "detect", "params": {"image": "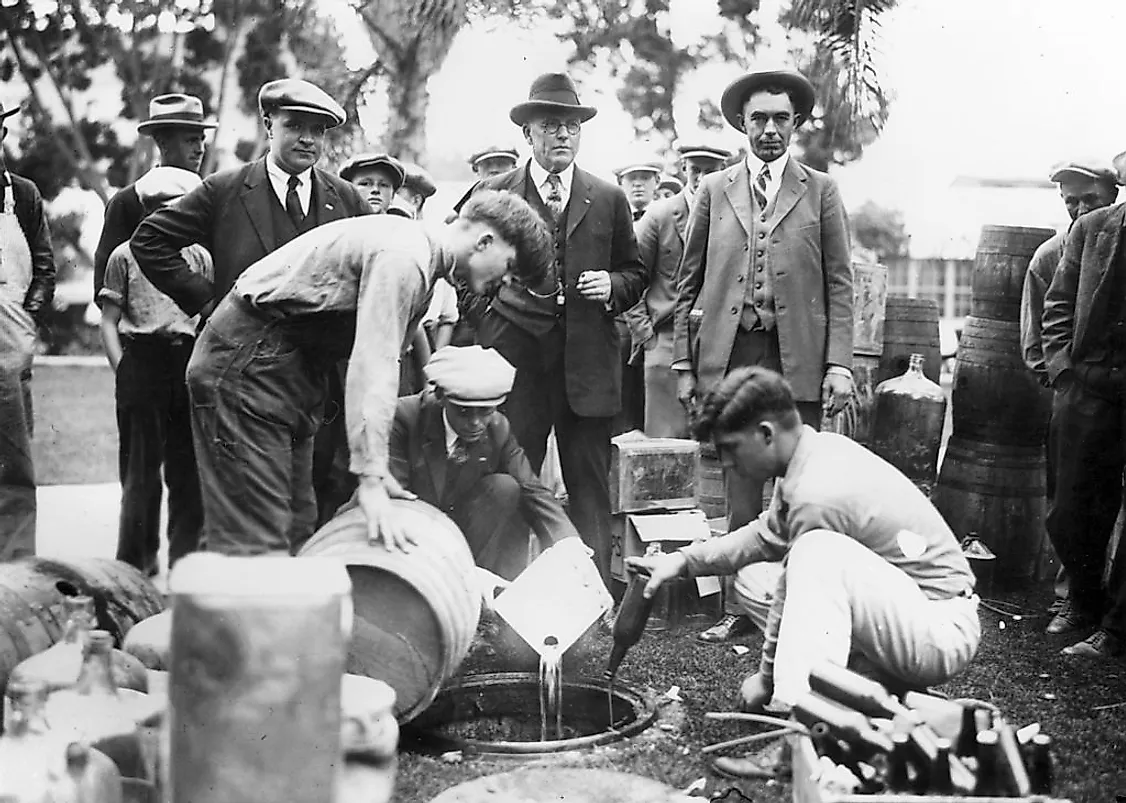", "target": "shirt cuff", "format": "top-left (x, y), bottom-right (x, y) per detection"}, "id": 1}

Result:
top-left (825, 364), bottom-right (852, 378)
